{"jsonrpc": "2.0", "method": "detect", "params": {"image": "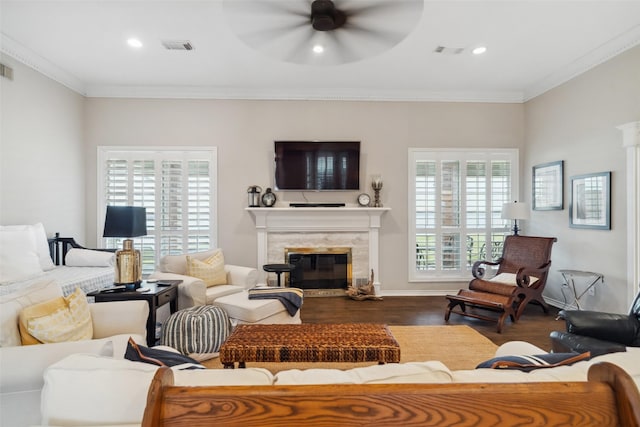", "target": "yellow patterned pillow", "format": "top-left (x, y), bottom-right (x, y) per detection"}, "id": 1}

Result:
top-left (186, 251), bottom-right (227, 287)
top-left (19, 287), bottom-right (93, 345)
